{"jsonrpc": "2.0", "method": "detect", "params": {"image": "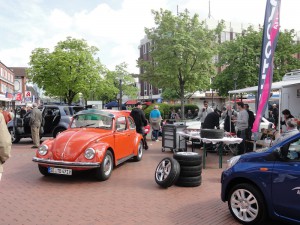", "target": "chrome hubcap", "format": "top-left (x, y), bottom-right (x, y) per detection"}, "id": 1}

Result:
top-left (103, 154), bottom-right (112, 176)
top-left (230, 189), bottom-right (259, 222)
top-left (138, 142), bottom-right (143, 158)
top-left (155, 159), bottom-right (171, 181)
